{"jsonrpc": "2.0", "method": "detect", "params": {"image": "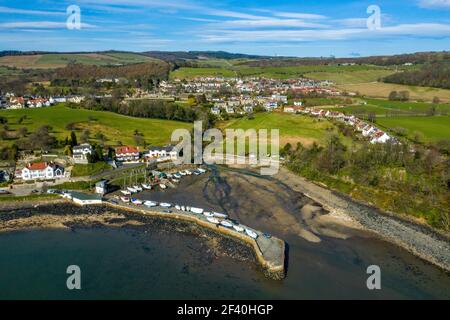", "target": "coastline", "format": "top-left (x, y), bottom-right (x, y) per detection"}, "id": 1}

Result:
top-left (0, 200), bottom-right (285, 280)
top-left (275, 167), bottom-right (450, 273)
